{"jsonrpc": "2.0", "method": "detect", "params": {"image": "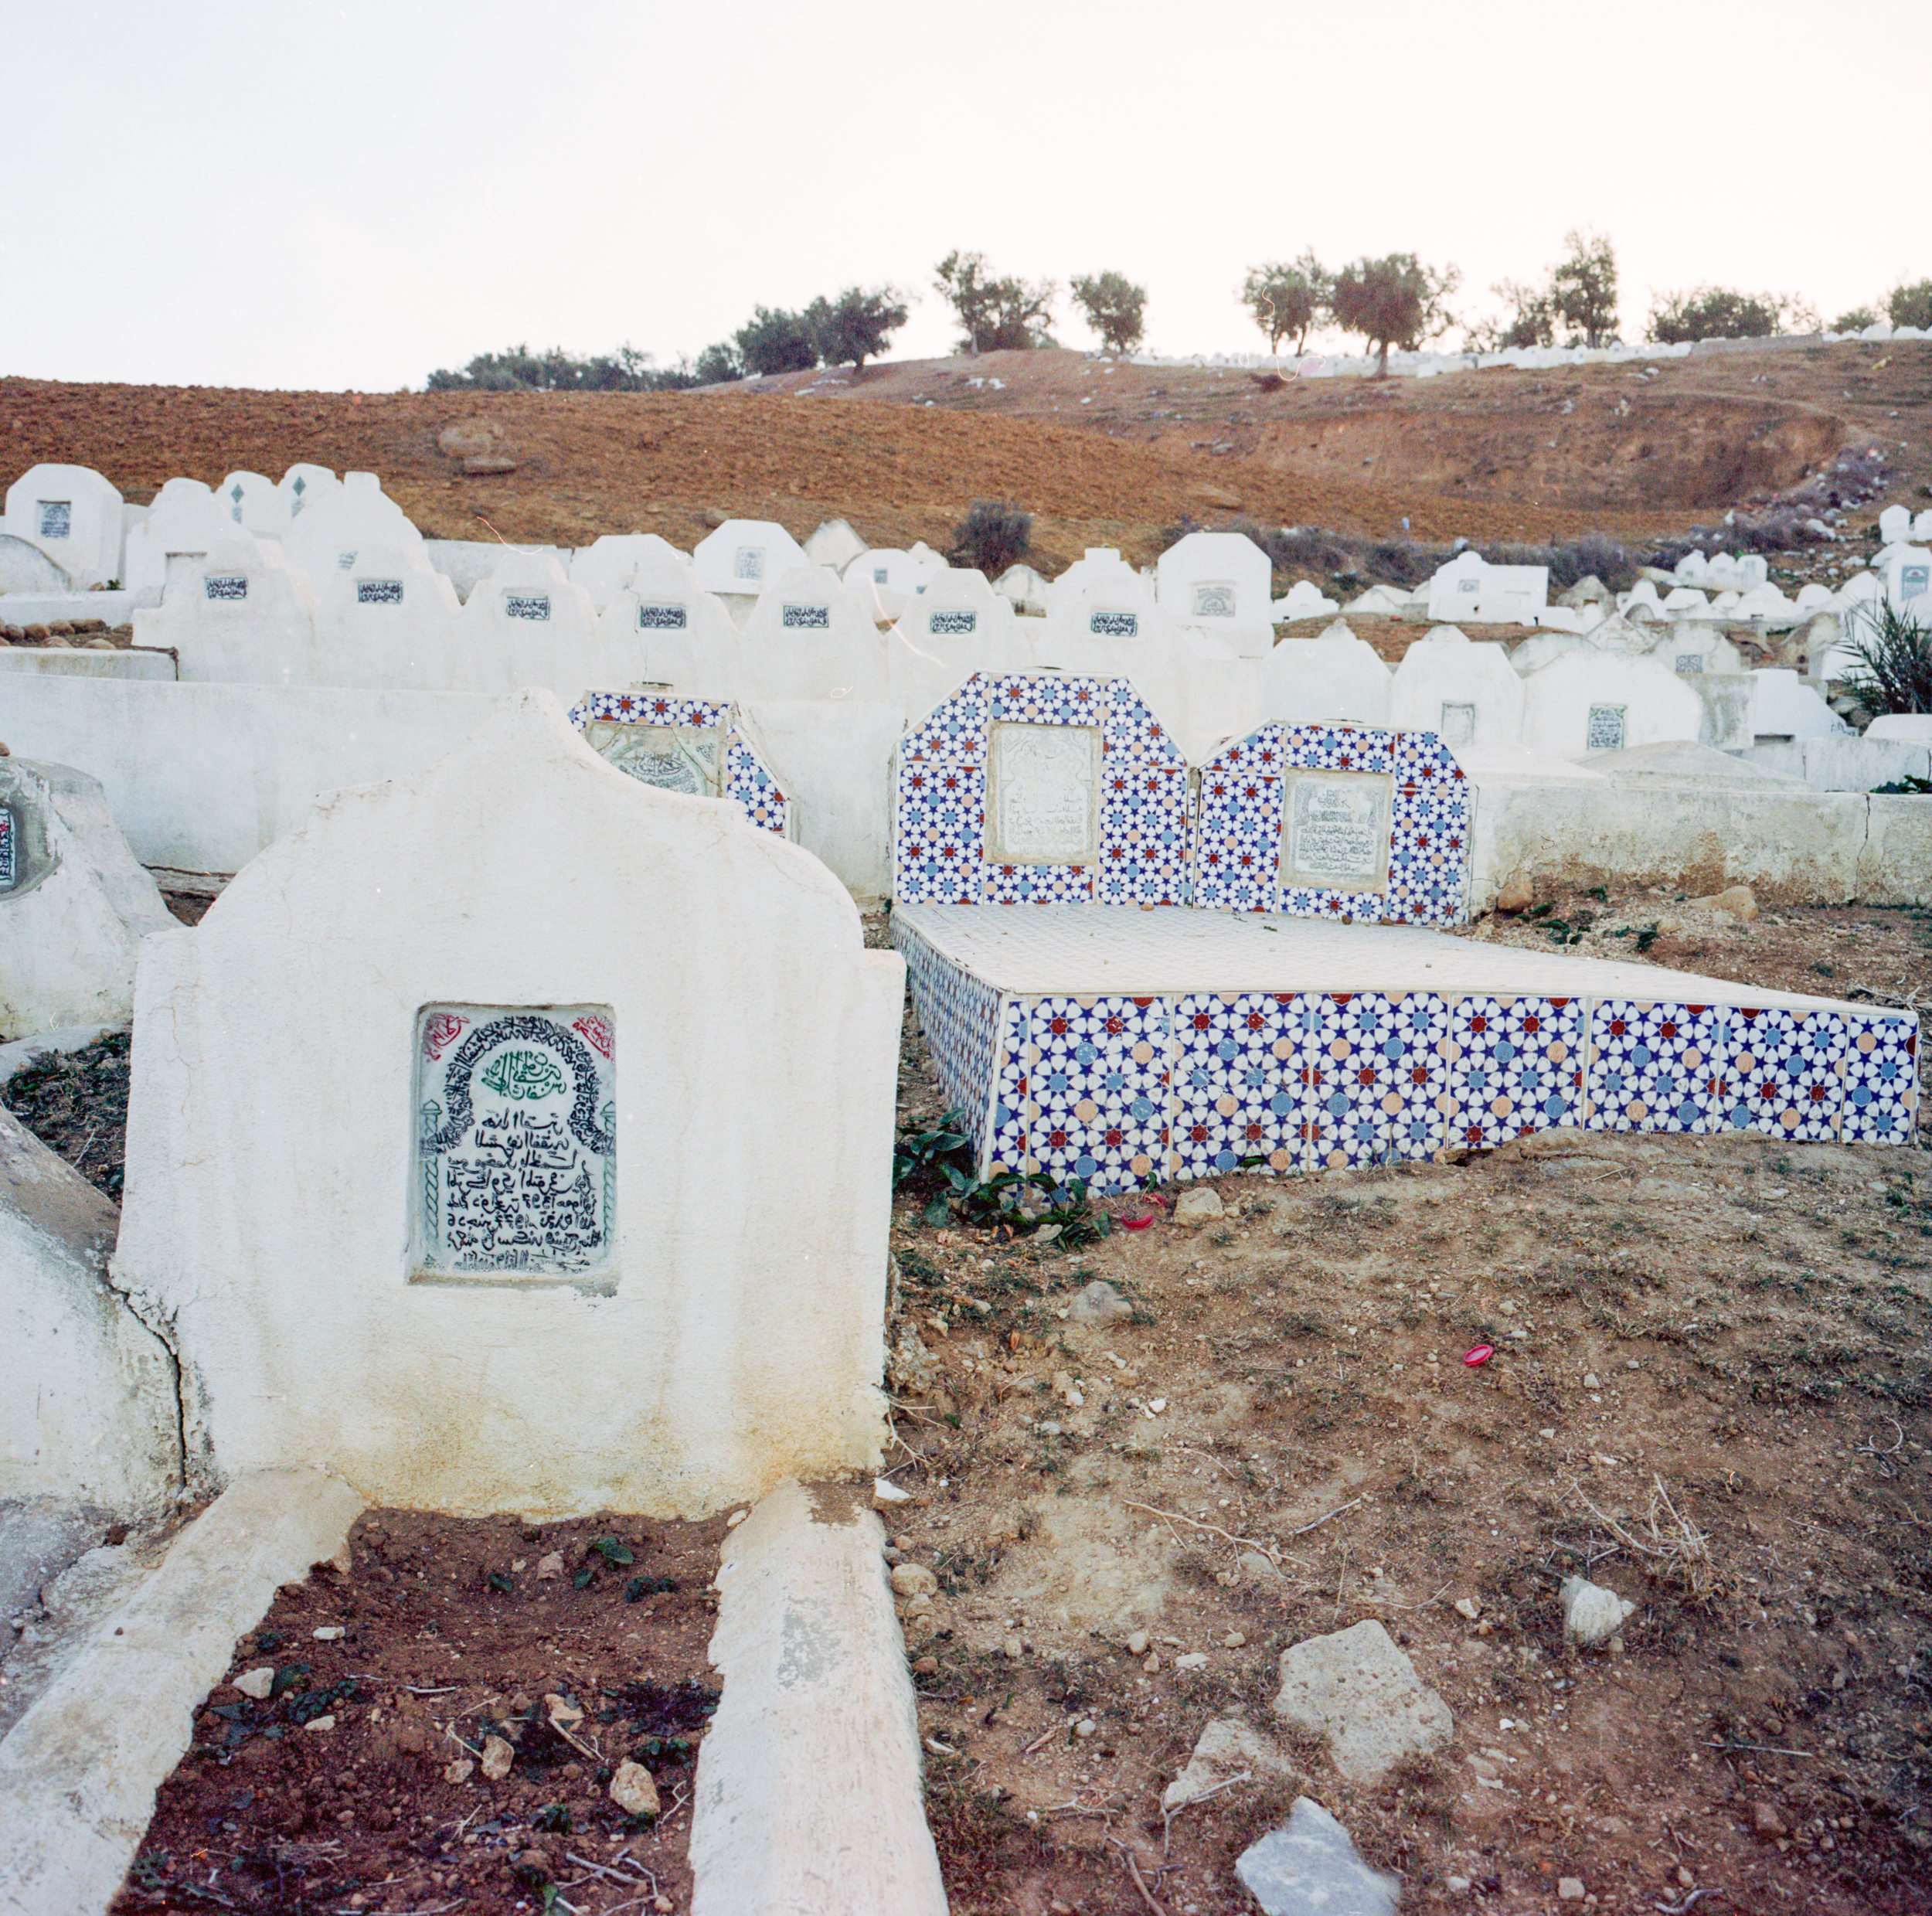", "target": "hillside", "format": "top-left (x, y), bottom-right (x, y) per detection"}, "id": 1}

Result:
top-left (2, 335), bottom-right (1925, 573)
